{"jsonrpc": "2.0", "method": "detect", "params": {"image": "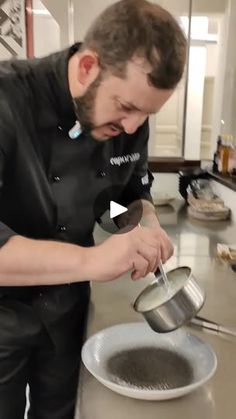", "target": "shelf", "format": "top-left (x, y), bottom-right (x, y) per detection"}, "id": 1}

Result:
top-left (148, 157), bottom-right (200, 173)
top-left (208, 170), bottom-right (236, 192)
